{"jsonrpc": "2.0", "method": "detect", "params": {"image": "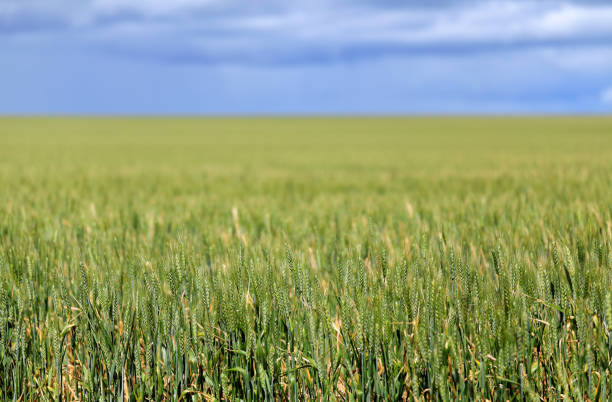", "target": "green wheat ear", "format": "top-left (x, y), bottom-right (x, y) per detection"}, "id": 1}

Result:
top-left (605, 292), bottom-right (612, 331)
